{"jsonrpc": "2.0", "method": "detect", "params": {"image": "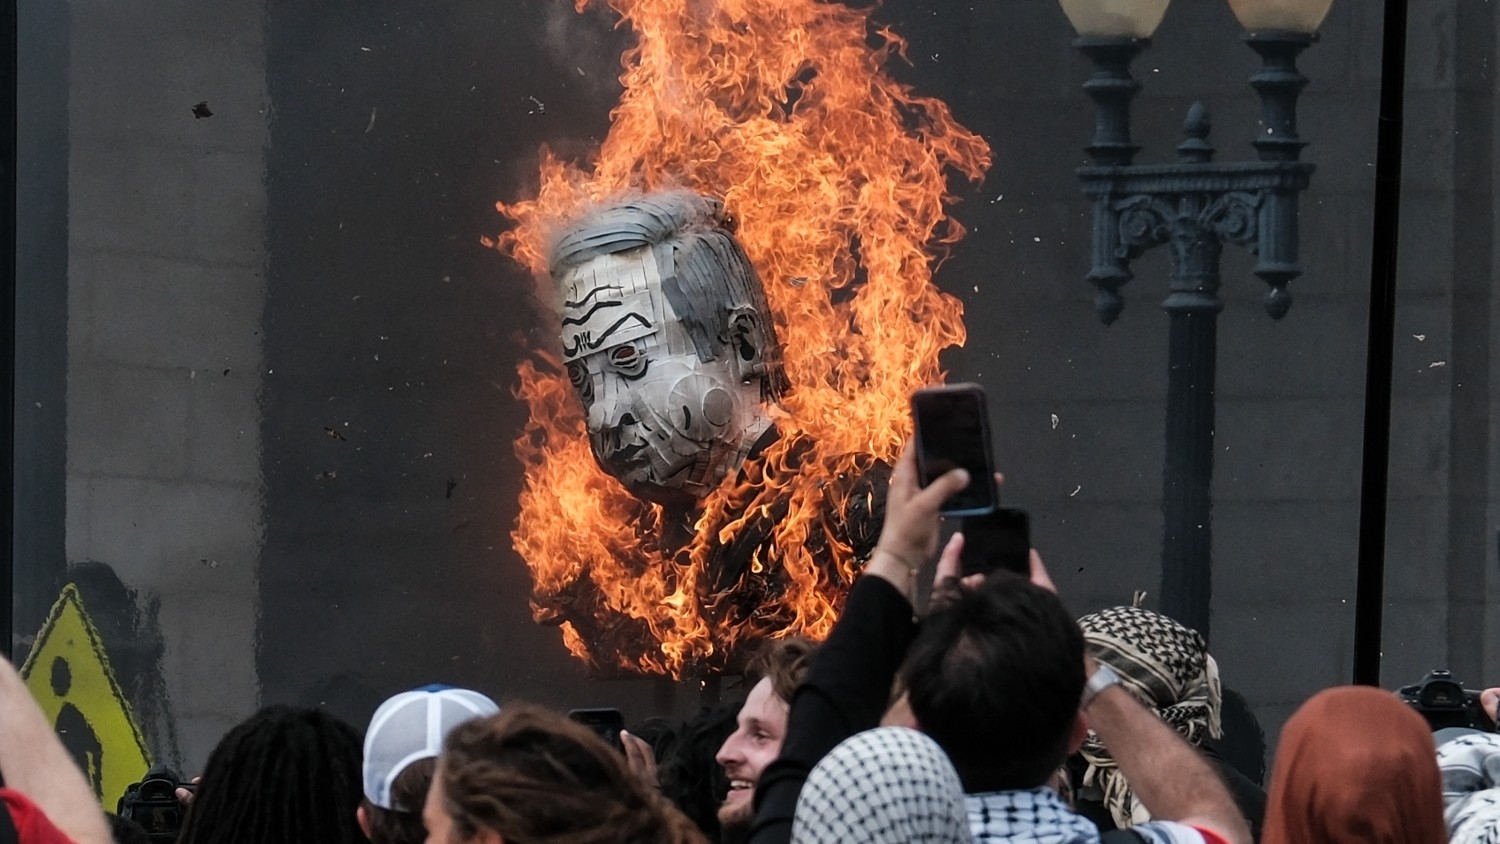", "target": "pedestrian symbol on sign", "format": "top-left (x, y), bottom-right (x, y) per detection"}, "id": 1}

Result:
top-left (51, 656), bottom-right (105, 795)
